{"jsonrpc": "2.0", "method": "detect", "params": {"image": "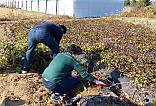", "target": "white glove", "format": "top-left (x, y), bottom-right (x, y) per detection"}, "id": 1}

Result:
top-left (95, 80), bottom-right (107, 87)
